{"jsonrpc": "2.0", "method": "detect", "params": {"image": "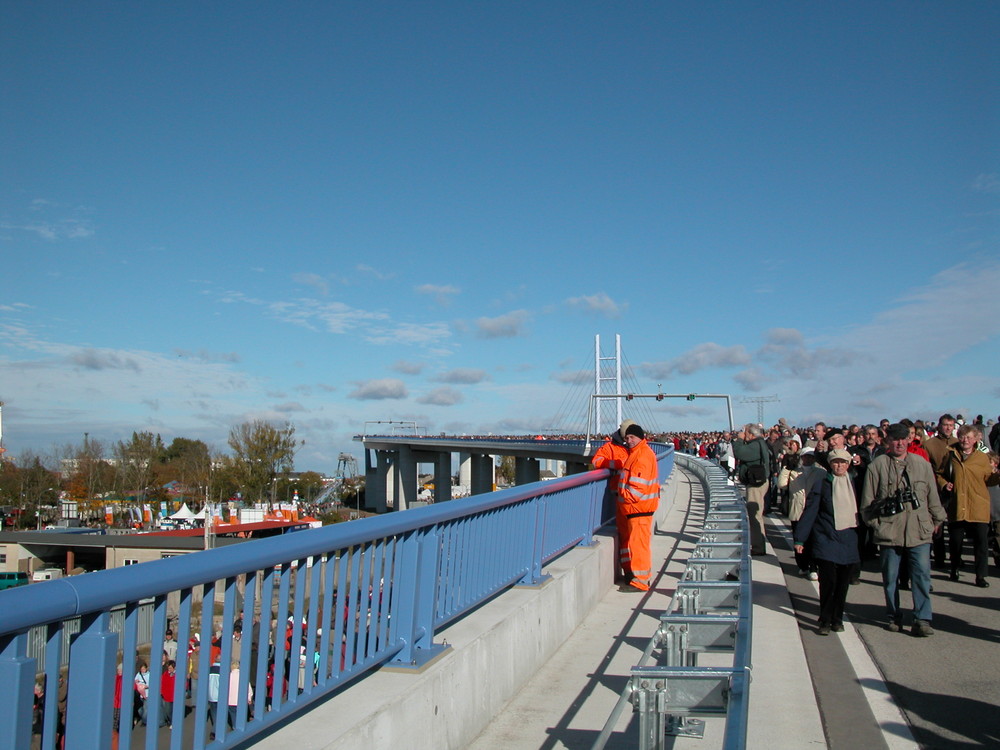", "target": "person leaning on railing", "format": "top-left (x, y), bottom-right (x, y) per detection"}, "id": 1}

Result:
top-left (592, 420), bottom-right (633, 586)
